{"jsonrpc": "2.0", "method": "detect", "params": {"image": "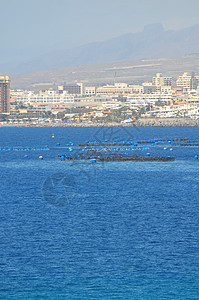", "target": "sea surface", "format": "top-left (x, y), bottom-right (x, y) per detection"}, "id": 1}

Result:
top-left (0, 127), bottom-right (199, 299)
